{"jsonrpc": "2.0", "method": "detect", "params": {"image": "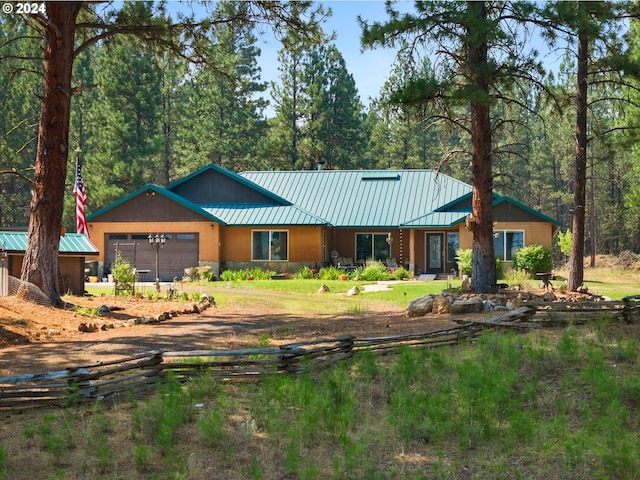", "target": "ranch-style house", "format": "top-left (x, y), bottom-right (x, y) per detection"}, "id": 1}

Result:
top-left (86, 165), bottom-right (560, 281)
